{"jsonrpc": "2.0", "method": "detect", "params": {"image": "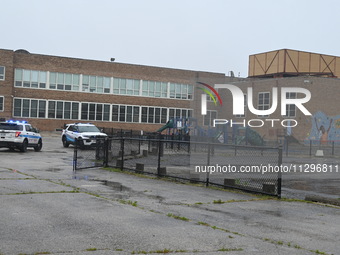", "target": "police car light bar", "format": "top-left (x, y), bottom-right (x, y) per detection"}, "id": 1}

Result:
top-left (6, 120), bottom-right (28, 124)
